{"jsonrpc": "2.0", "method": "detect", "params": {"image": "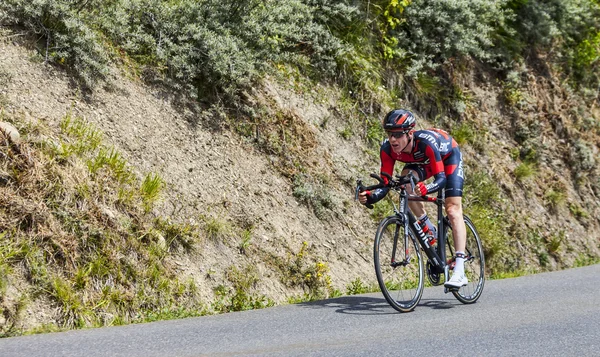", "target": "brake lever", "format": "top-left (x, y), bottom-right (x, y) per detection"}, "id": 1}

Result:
top-left (354, 180), bottom-right (363, 201)
top-left (369, 173), bottom-right (386, 185)
top-left (355, 179), bottom-right (374, 209)
top-left (380, 172), bottom-right (393, 183)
